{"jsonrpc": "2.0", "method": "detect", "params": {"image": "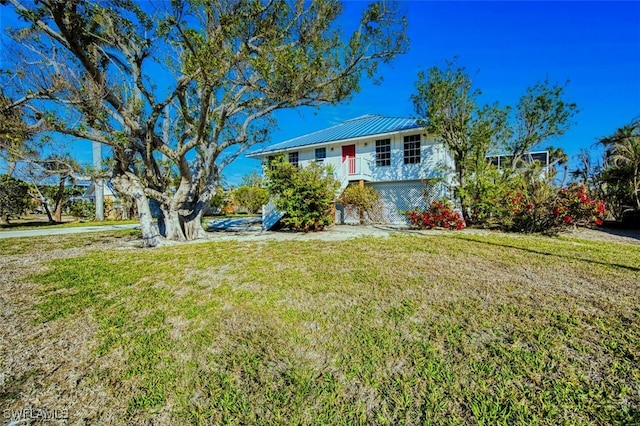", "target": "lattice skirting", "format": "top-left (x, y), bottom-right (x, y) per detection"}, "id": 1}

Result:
top-left (336, 180), bottom-right (451, 225)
